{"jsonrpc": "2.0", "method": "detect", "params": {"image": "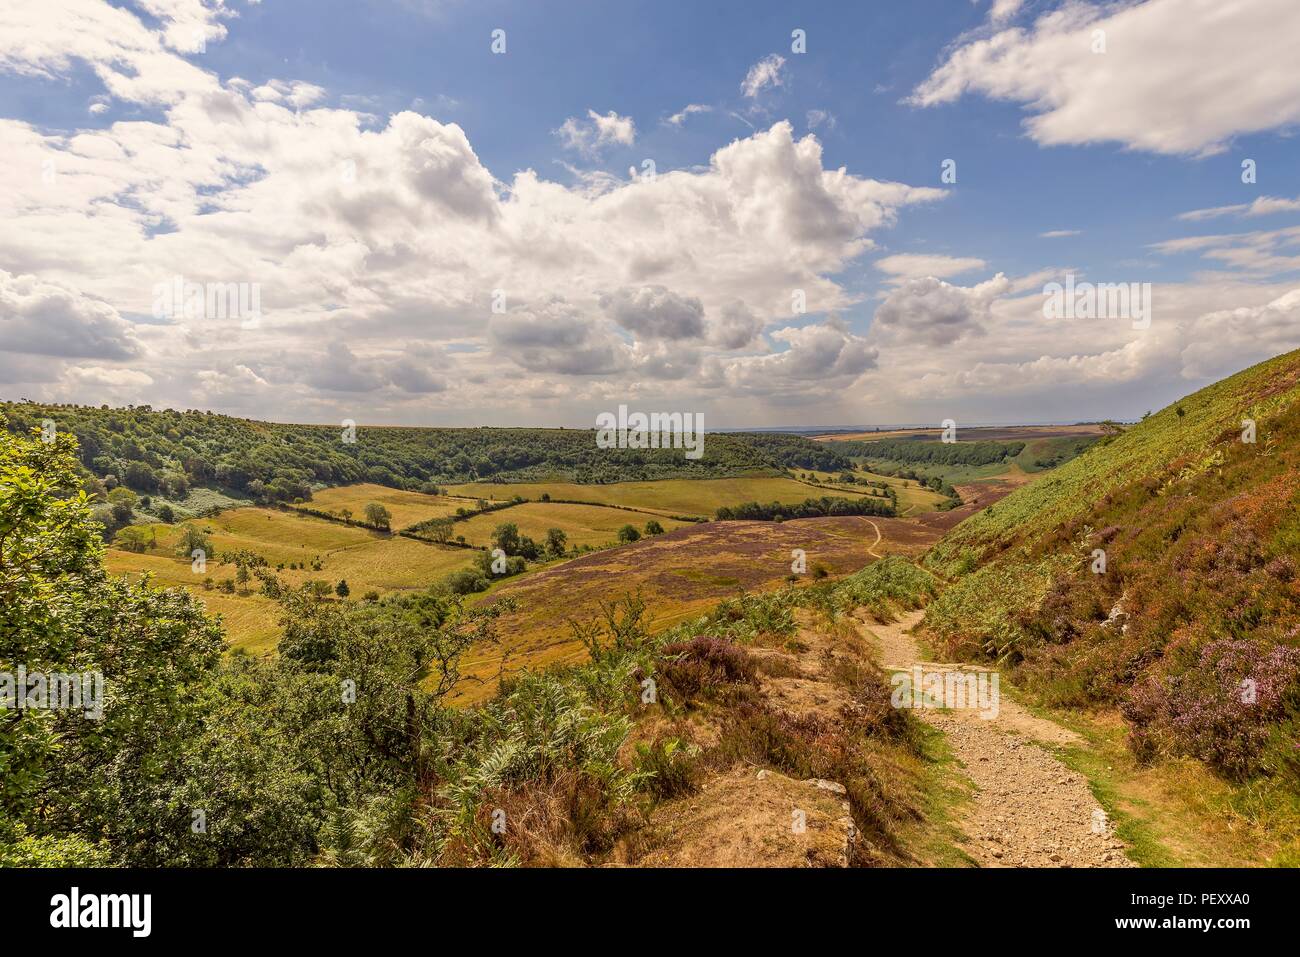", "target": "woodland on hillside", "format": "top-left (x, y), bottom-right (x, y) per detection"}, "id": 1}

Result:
top-left (1, 402), bottom-right (852, 505)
